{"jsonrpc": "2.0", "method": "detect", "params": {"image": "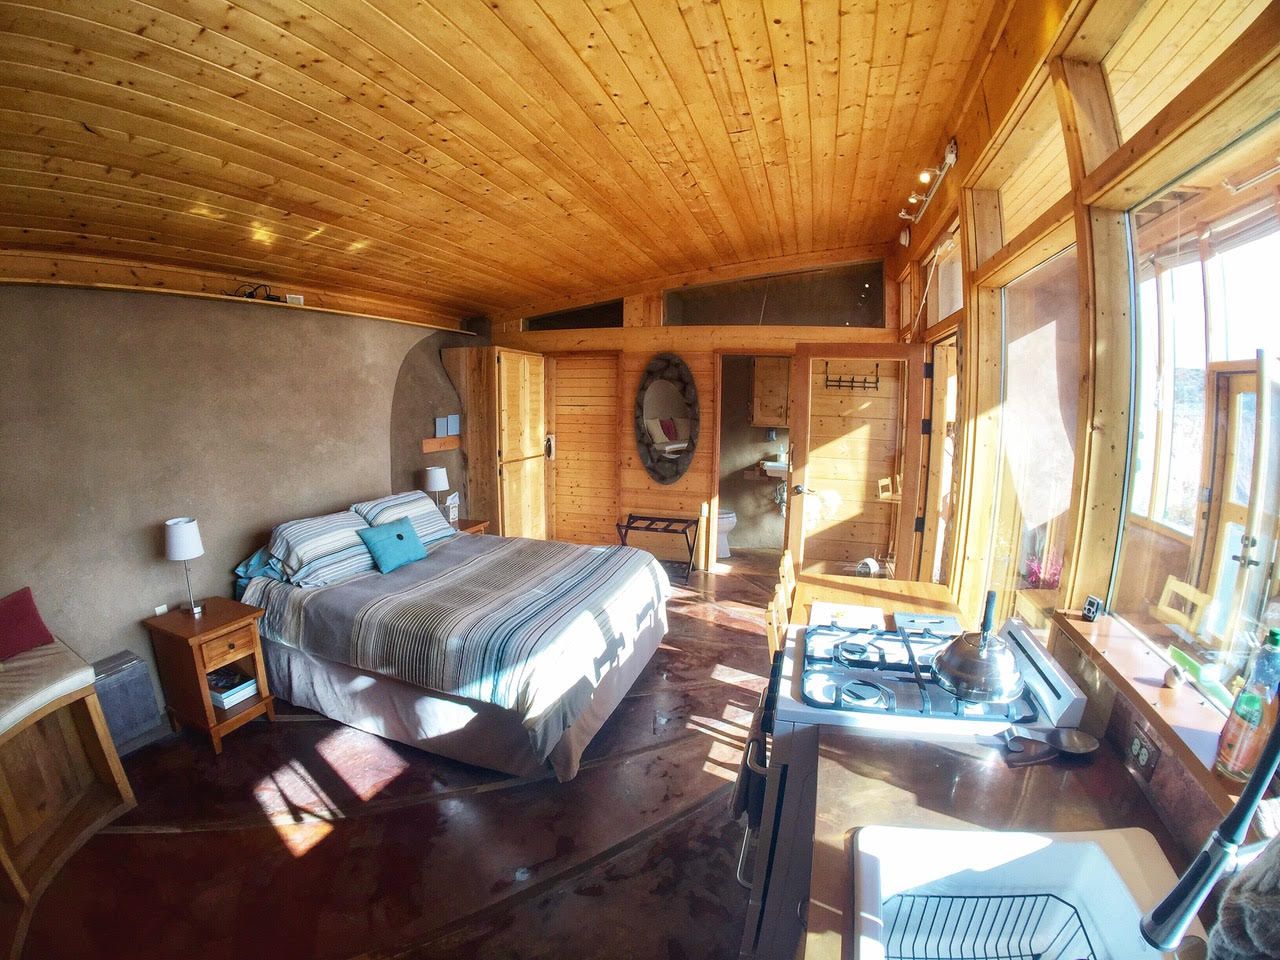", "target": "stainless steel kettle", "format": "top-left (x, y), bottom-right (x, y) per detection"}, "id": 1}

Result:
top-left (933, 590), bottom-right (1025, 703)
